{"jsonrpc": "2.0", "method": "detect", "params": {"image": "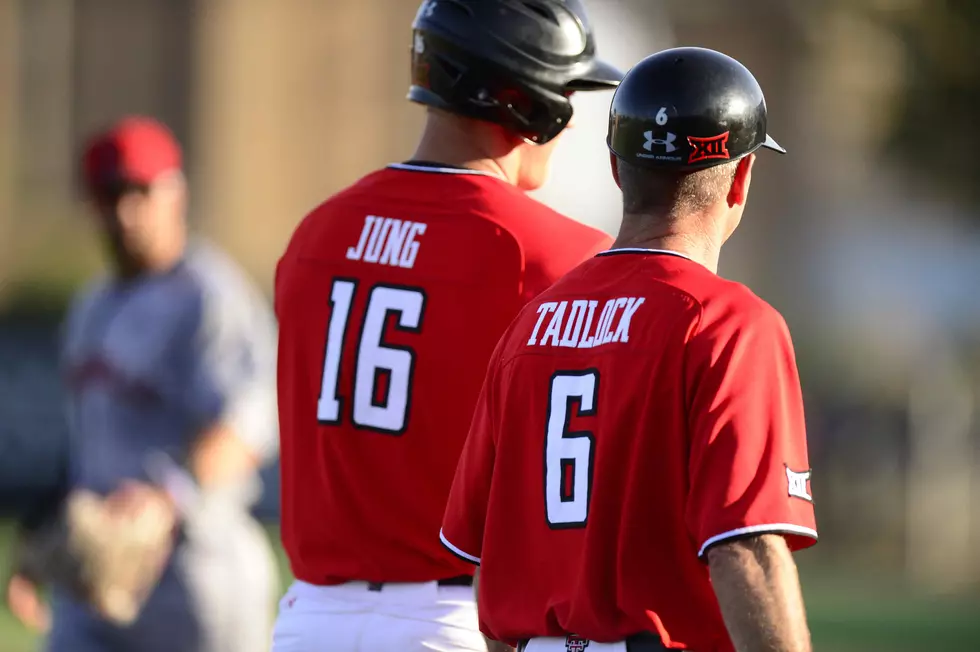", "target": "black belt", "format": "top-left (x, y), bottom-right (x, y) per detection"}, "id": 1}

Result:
top-left (366, 574), bottom-right (473, 591)
top-left (518, 633), bottom-right (676, 652)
